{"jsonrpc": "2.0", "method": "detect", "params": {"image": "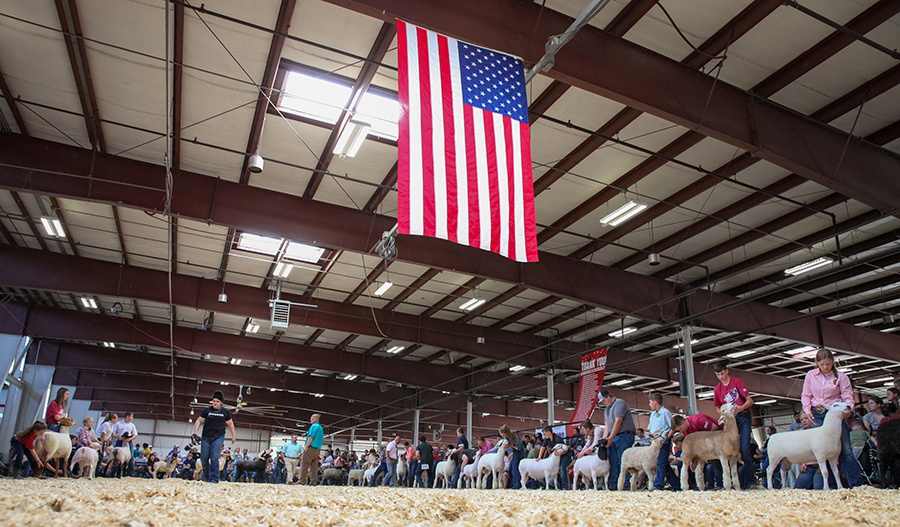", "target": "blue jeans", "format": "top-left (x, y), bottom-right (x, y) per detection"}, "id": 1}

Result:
top-left (48, 424), bottom-right (60, 433)
top-left (706, 459), bottom-right (723, 488)
top-left (607, 432), bottom-right (634, 490)
top-left (653, 439), bottom-right (679, 490)
top-left (370, 460), bottom-right (387, 486)
top-left (509, 449), bottom-right (523, 489)
top-left (794, 467), bottom-right (824, 489)
top-left (812, 409), bottom-right (863, 487)
top-left (735, 411), bottom-right (753, 488)
top-left (384, 459), bottom-right (397, 487)
top-left (451, 462), bottom-right (462, 488)
top-left (558, 453), bottom-right (573, 490)
top-left (200, 435), bottom-right (224, 483)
